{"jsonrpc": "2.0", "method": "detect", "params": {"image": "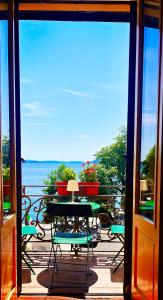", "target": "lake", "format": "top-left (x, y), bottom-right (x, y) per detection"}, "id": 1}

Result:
top-left (21, 161), bottom-right (83, 221)
top-left (22, 161), bottom-right (82, 195)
